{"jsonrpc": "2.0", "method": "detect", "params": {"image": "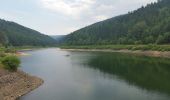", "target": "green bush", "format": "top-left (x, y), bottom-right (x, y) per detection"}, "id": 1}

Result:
top-left (4, 47), bottom-right (16, 53)
top-left (0, 52), bottom-right (6, 57)
top-left (1, 56), bottom-right (20, 71)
